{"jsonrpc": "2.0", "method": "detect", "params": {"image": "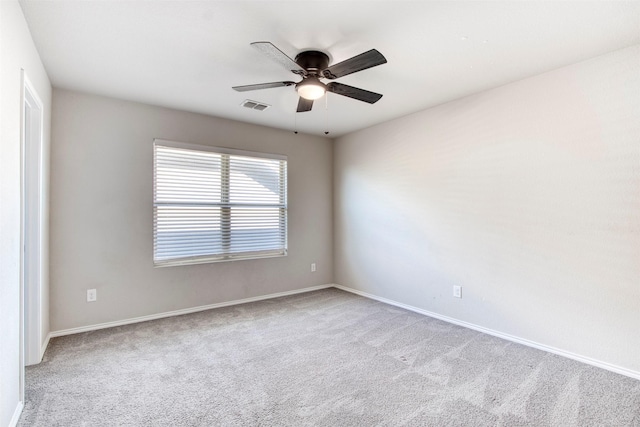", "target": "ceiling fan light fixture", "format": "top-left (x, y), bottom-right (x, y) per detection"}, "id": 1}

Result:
top-left (296, 78), bottom-right (326, 100)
